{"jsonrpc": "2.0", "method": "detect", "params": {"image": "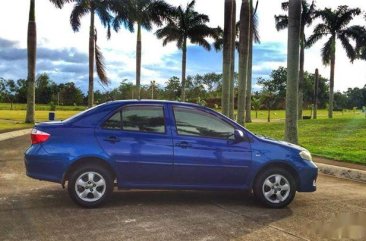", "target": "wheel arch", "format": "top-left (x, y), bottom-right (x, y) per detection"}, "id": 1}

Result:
top-left (252, 161), bottom-right (300, 190)
top-left (62, 157), bottom-right (117, 188)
